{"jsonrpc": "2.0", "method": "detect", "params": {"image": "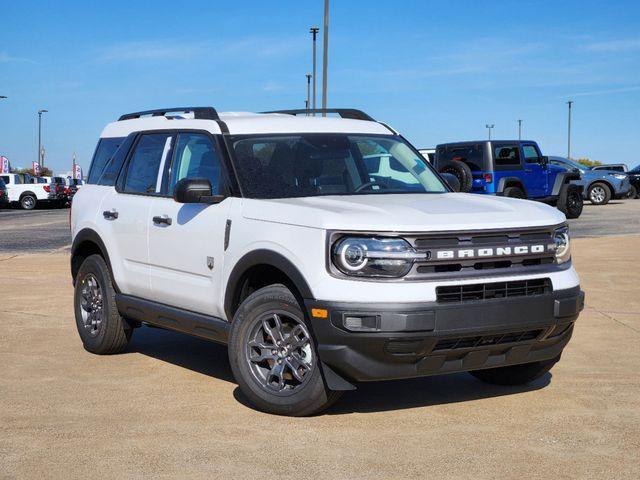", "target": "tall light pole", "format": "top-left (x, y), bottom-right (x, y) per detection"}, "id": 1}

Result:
top-left (37, 109), bottom-right (48, 167)
top-left (305, 74), bottom-right (312, 114)
top-left (486, 124), bottom-right (495, 140)
top-left (309, 27), bottom-right (319, 114)
top-left (566, 100), bottom-right (574, 159)
top-left (518, 119), bottom-right (523, 140)
top-left (321, 0), bottom-right (329, 115)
